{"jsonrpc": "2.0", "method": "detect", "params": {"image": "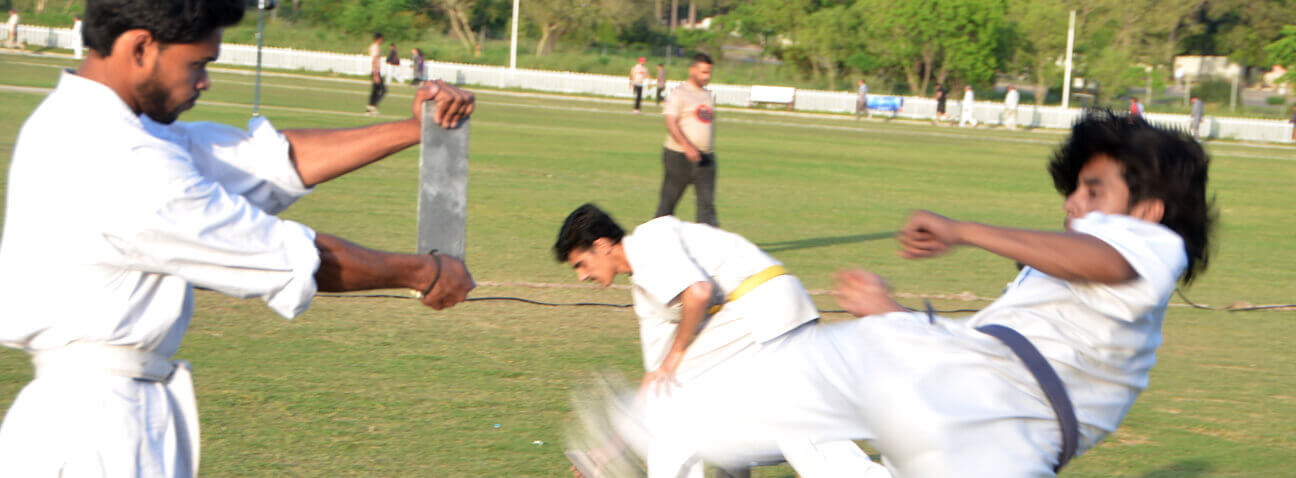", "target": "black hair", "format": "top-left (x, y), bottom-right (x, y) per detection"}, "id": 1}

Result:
top-left (374, 32), bottom-right (383, 40)
top-left (1048, 109), bottom-right (1216, 284)
top-left (691, 53), bottom-right (712, 66)
top-left (83, 0), bottom-right (244, 57)
top-left (553, 203), bottom-right (625, 262)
